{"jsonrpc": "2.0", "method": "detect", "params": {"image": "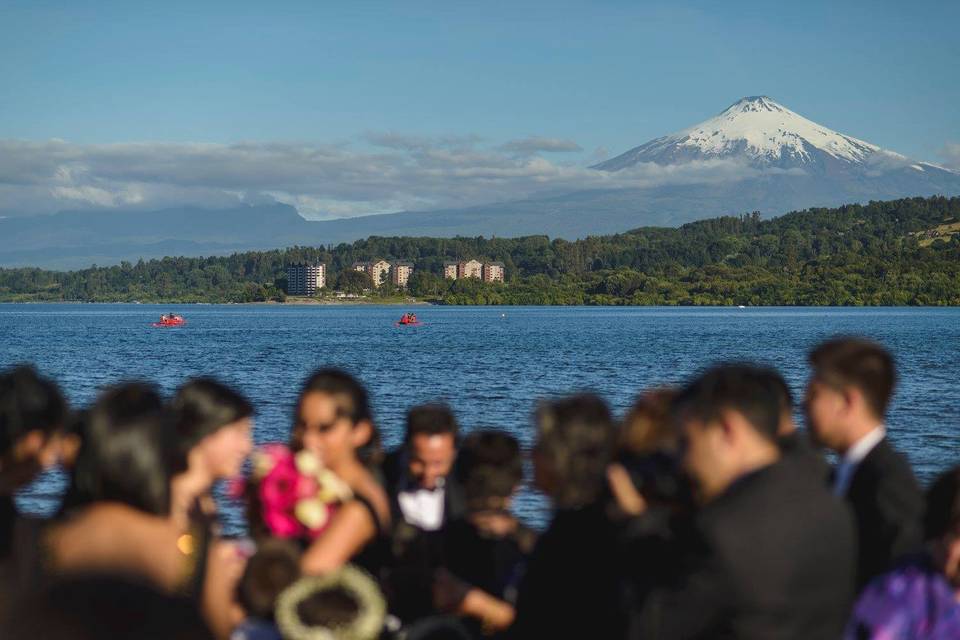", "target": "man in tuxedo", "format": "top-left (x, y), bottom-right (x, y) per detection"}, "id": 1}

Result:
top-left (382, 403), bottom-right (465, 531)
top-left (806, 337), bottom-right (923, 590)
top-left (381, 403), bottom-right (465, 622)
top-left (636, 364), bottom-right (855, 639)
